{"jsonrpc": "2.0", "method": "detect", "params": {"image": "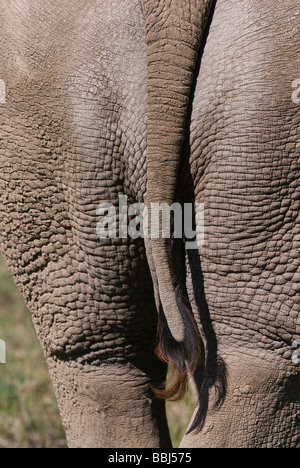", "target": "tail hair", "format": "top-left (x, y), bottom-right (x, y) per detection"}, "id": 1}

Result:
top-left (152, 287), bottom-right (203, 401)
